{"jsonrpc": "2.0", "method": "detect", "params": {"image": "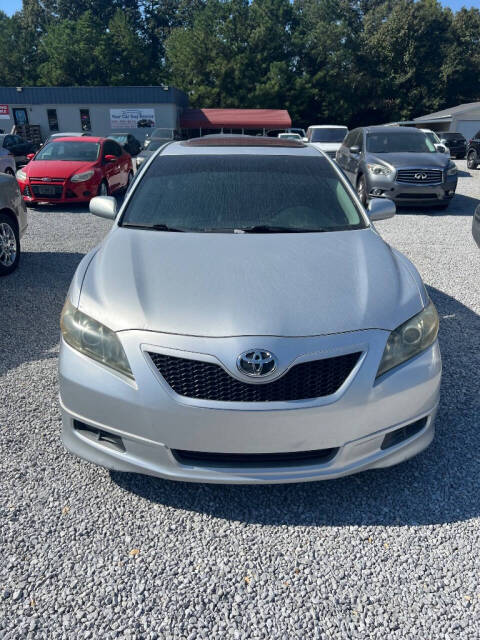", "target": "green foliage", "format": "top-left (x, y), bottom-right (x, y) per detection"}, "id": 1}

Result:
top-left (2, 0), bottom-right (480, 127)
